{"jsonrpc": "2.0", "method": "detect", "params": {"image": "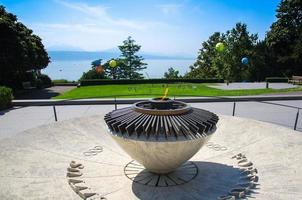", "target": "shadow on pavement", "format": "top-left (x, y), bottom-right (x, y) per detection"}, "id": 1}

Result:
top-left (14, 88), bottom-right (60, 99)
top-left (132, 161), bottom-right (259, 200)
top-left (14, 86), bottom-right (75, 99)
top-left (0, 106), bottom-right (23, 116)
